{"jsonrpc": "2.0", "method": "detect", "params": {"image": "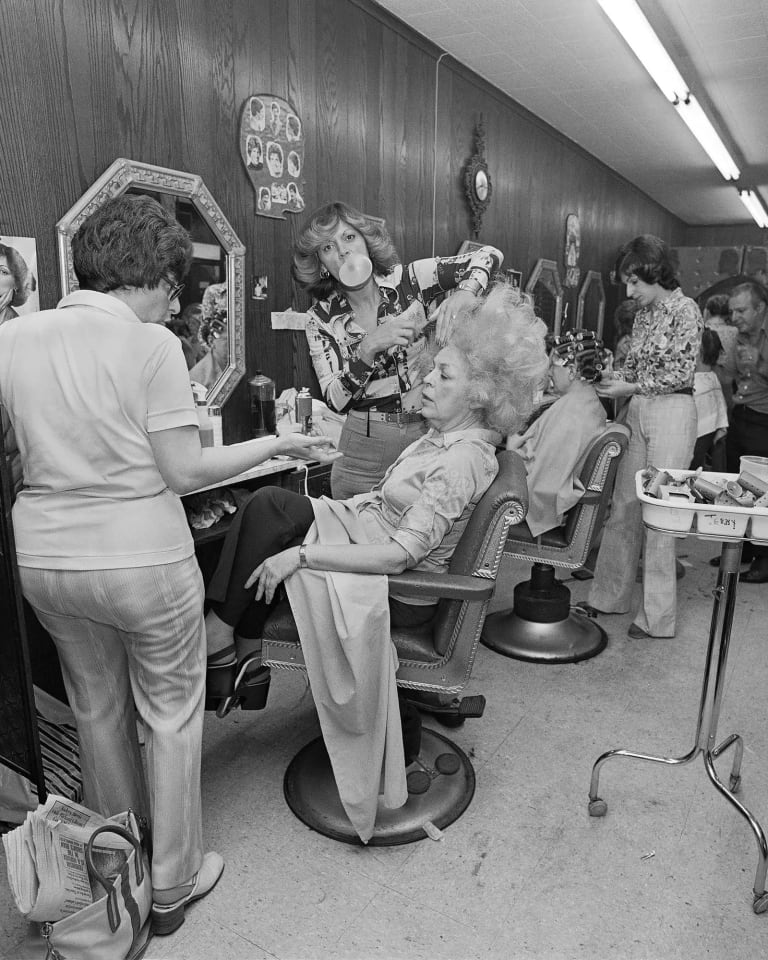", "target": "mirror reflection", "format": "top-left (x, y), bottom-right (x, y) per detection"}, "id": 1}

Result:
top-left (525, 259), bottom-right (564, 335)
top-left (56, 159), bottom-right (246, 408)
top-left (576, 270), bottom-right (606, 340)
